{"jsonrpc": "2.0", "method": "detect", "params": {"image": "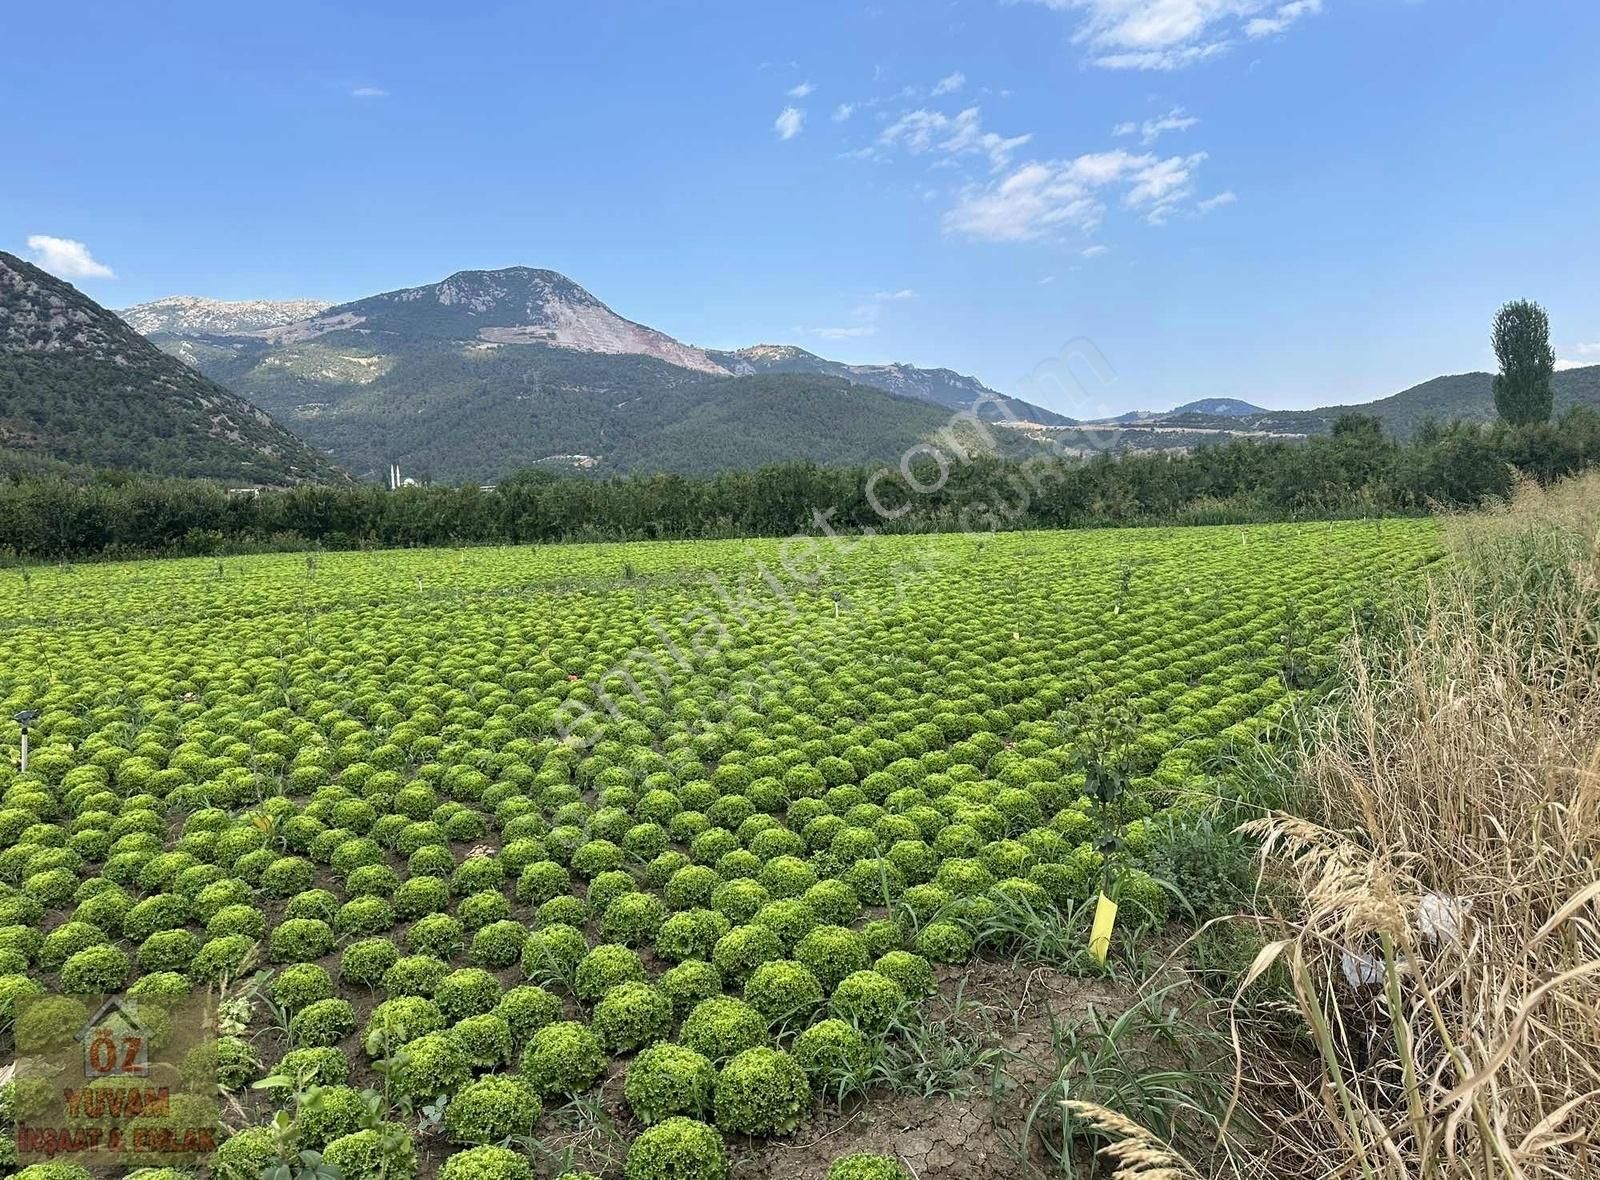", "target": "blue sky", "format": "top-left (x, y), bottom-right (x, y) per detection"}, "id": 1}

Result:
top-left (6, 0), bottom-right (1598, 416)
